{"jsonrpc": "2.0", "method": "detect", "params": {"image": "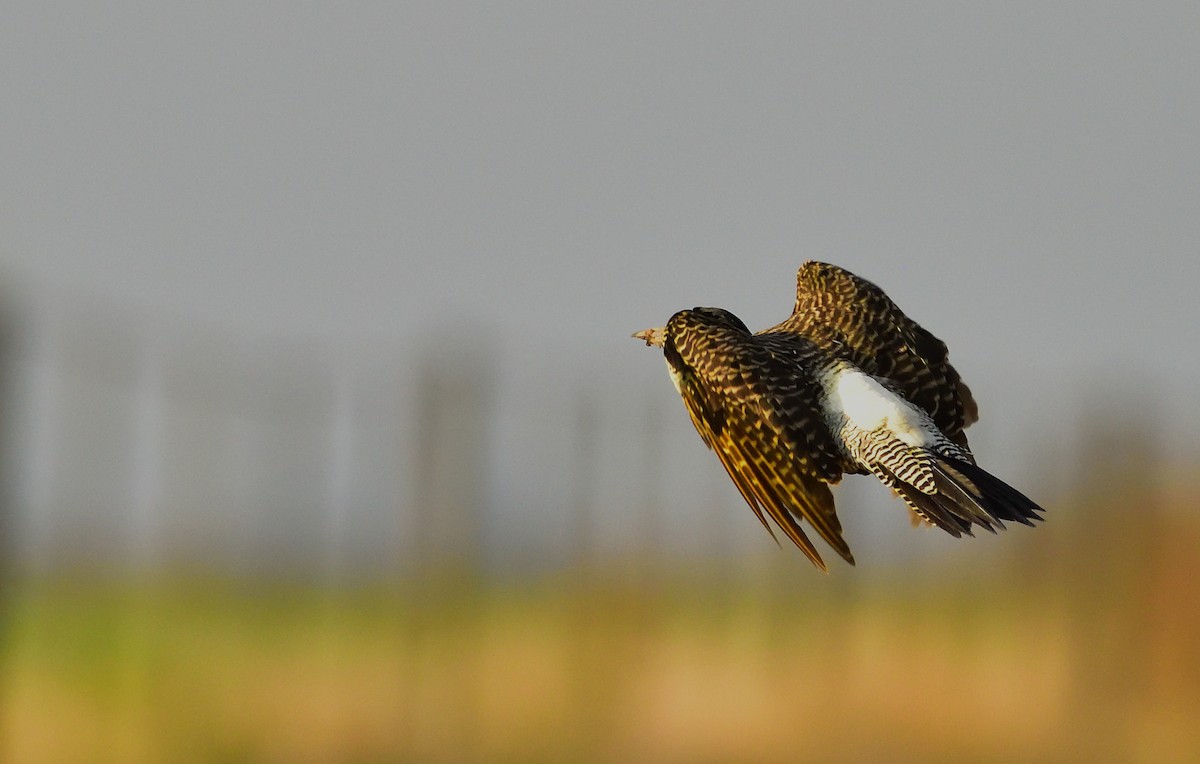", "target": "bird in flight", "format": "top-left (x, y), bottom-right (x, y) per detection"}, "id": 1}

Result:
top-left (633, 261), bottom-right (1042, 571)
